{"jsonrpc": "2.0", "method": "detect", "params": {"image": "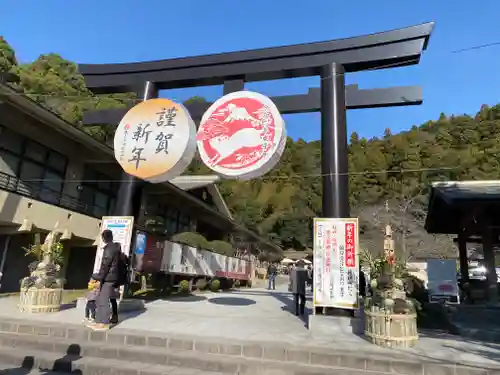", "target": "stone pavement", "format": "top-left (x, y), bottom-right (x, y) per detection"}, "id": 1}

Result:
top-left (1, 283), bottom-right (500, 368)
